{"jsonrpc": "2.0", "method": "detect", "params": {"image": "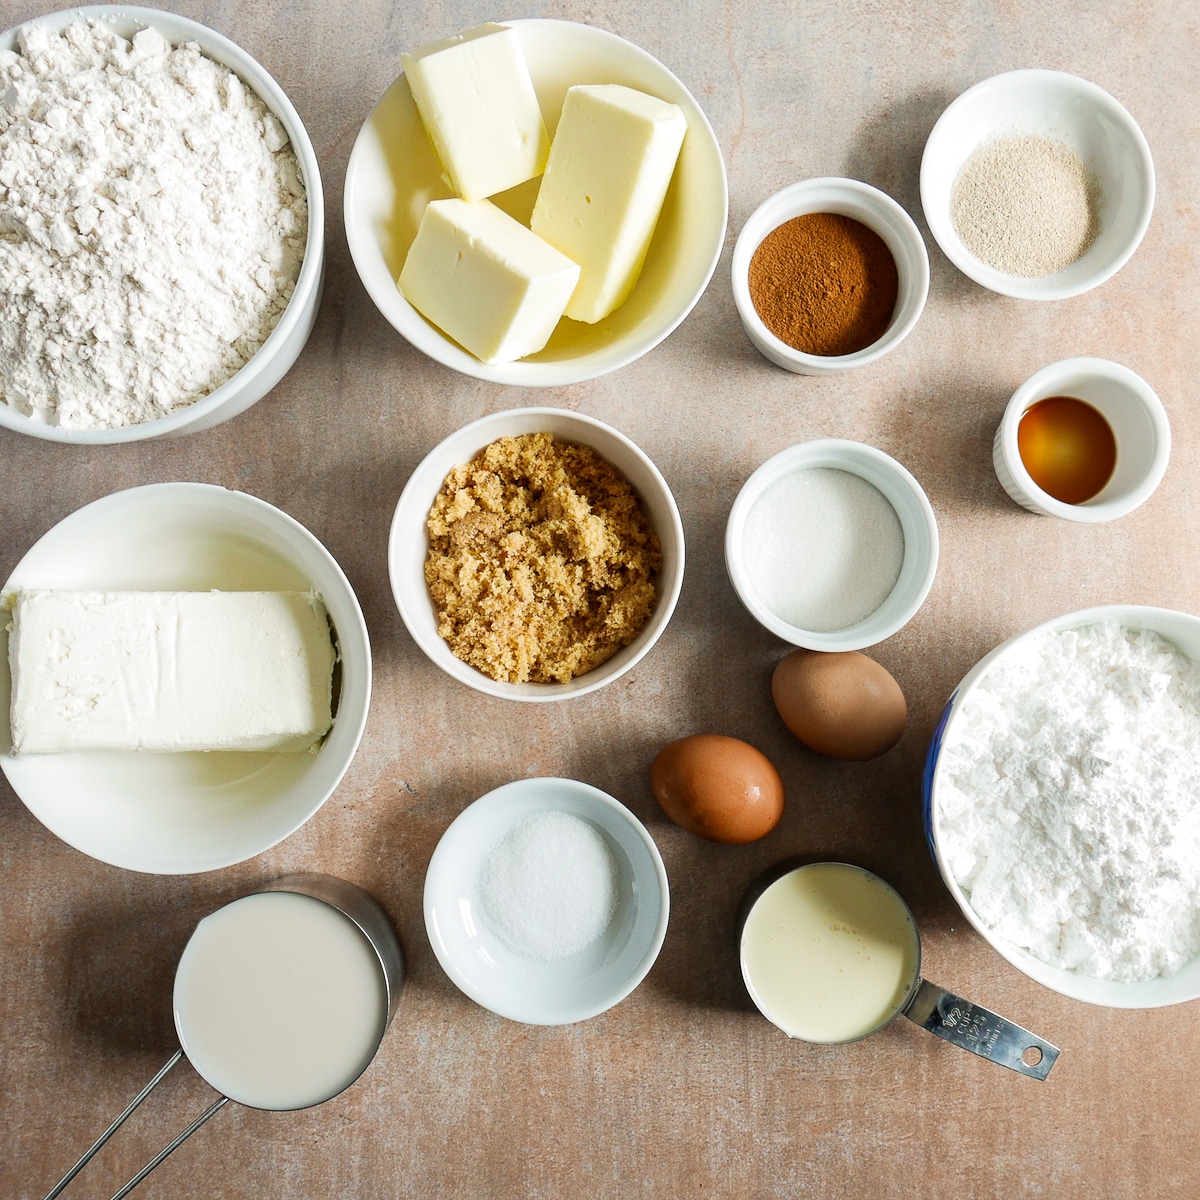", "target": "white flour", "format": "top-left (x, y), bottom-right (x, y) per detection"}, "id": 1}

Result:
top-left (0, 20), bottom-right (307, 429)
top-left (937, 621), bottom-right (1200, 982)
